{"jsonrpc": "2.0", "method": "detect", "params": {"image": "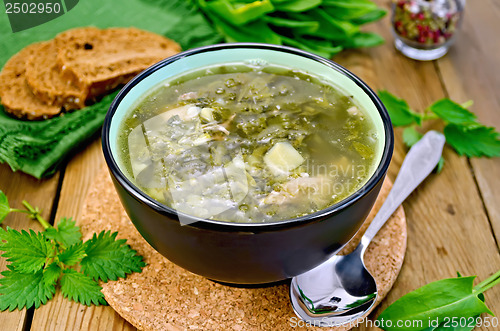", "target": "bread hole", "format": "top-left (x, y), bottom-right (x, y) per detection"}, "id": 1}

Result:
top-left (84, 43), bottom-right (93, 50)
